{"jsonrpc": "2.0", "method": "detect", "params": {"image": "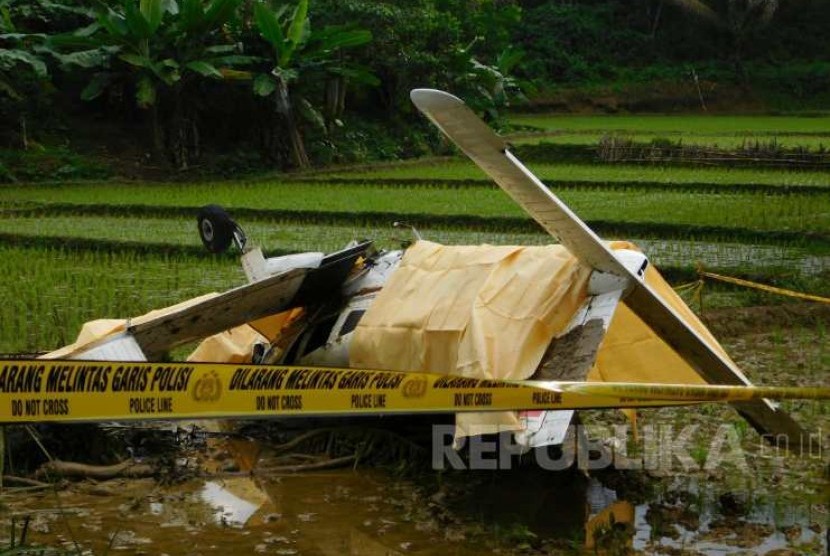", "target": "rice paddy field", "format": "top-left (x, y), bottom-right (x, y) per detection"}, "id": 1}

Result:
top-left (320, 159), bottom-right (830, 186)
top-left (509, 114), bottom-right (830, 134)
top-left (1, 112), bottom-right (829, 556)
top-left (0, 113), bottom-right (828, 355)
